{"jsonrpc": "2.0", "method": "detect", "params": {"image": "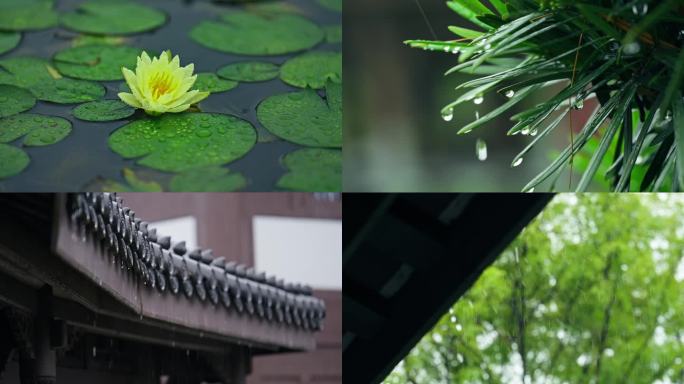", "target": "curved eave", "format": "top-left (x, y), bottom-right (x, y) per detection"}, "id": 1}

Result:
top-left (52, 194), bottom-right (319, 352)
